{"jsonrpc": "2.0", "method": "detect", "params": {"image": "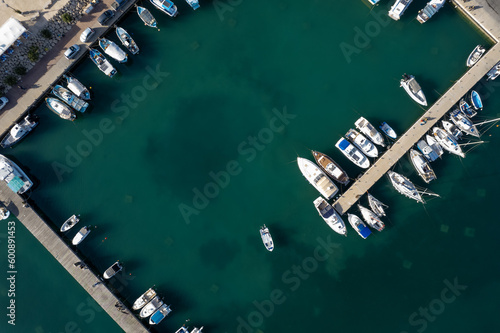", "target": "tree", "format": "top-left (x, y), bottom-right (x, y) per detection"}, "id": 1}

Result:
top-left (61, 13), bottom-right (73, 24)
top-left (14, 65), bottom-right (27, 76)
top-left (27, 46), bottom-right (39, 62)
top-left (41, 28), bottom-right (52, 39)
top-left (4, 75), bottom-right (18, 87)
